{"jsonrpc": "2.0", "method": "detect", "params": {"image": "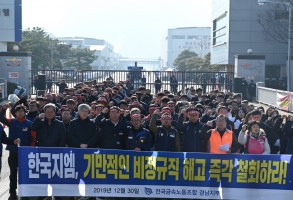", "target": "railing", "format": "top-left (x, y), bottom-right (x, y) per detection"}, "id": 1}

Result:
top-left (30, 70), bottom-right (234, 95)
top-left (257, 83), bottom-right (293, 112)
top-left (0, 79), bottom-right (7, 101)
